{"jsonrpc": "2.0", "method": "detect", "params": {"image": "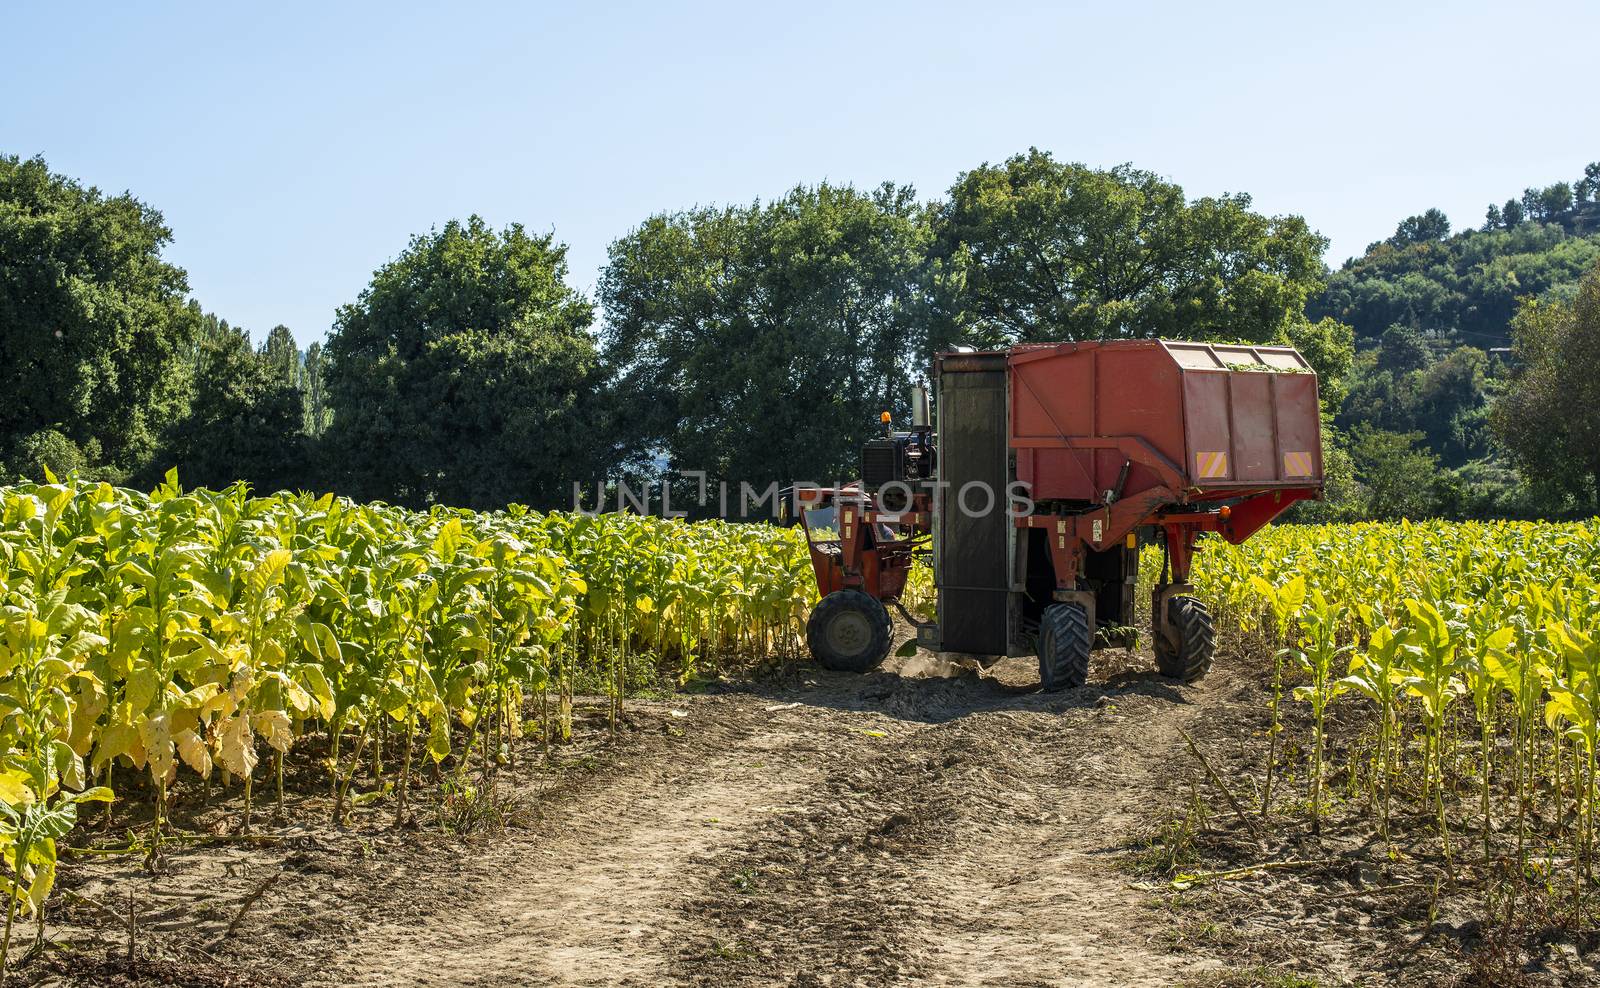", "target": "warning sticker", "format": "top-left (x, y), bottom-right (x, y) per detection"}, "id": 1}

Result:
top-left (1282, 451), bottom-right (1315, 477)
top-left (1195, 451), bottom-right (1229, 479)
